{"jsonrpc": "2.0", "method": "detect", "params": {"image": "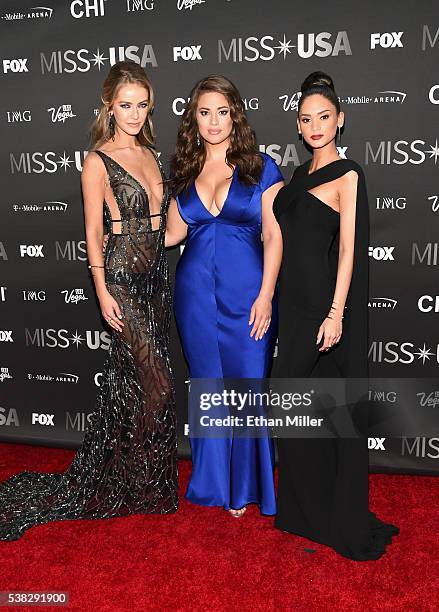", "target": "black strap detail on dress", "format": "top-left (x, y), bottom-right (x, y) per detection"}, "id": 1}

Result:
top-left (273, 159), bottom-right (363, 221)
